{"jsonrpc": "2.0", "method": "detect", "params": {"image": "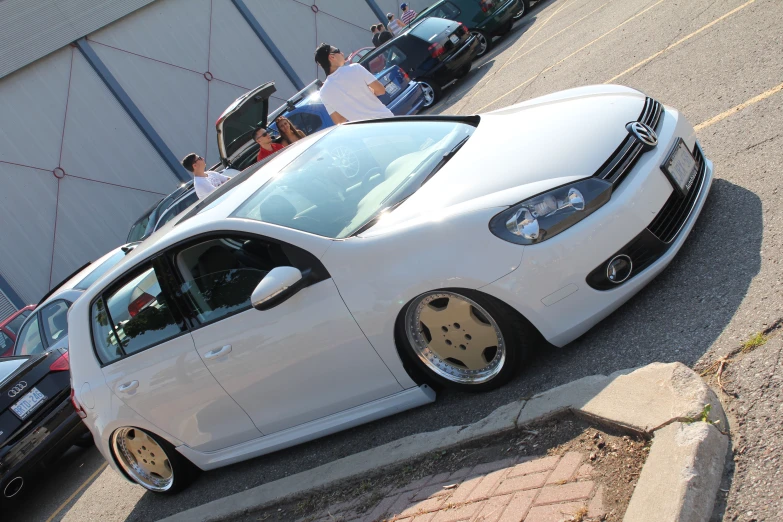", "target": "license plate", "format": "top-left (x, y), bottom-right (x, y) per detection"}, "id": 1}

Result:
top-left (10, 387), bottom-right (46, 420)
top-left (385, 83), bottom-right (399, 95)
top-left (449, 34), bottom-right (459, 44)
top-left (661, 138), bottom-right (698, 197)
